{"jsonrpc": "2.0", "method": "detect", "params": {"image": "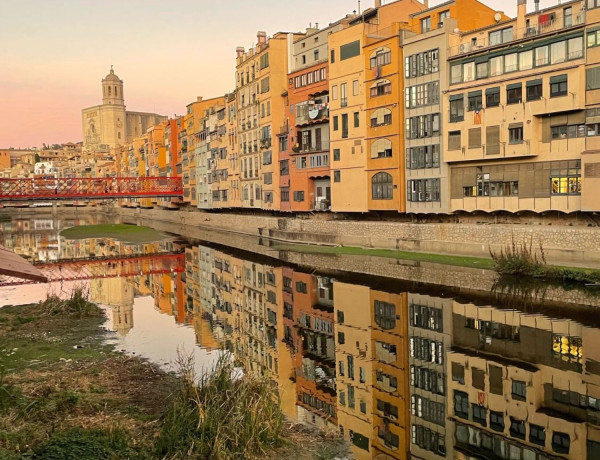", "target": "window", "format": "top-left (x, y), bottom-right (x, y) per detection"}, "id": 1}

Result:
top-left (370, 79), bottom-right (392, 97)
top-left (359, 400), bottom-right (366, 414)
top-left (486, 87), bottom-right (500, 107)
top-left (463, 61), bottom-right (475, 82)
top-left (489, 27), bottom-right (513, 46)
top-left (314, 49), bottom-right (319, 61)
top-left (552, 432), bottom-right (570, 454)
top-left (281, 189), bottom-right (289, 202)
top-left (468, 91), bottom-right (482, 111)
top-left (453, 391), bottom-right (469, 419)
top-left (504, 53), bottom-right (517, 72)
top-left (405, 49), bottom-right (439, 78)
top-left (510, 418), bottom-right (526, 440)
top-left (587, 66), bottom-right (600, 90)
top-left (439, 10), bottom-right (450, 24)
top-left (472, 368), bottom-right (485, 391)
top-left (519, 49), bottom-right (533, 70)
top-left (353, 112), bottom-right (359, 128)
top-left (448, 131), bottom-right (461, 150)
top-left (449, 95), bottom-right (464, 122)
top-left (296, 281), bottom-right (307, 293)
top-left (511, 380), bottom-right (527, 400)
top-left (334, 170), bottom-right (340, 182)
top-left (259, 52), bottom-right (269, 69)
top-left (371, 107), bottom-right (392, 127)
top-left (333, 116), bottom-right (338, 131)
top-left (452, 362), bottom-right (465, 384)
top-left (564, 7), bottom-right (572, 27)
top-left (374, 300), bottom-right (395, 329)
top-left (507, 83), bottom-right (522, 104)
top-left (526, 79), bottom-right (542, 101)
top-left (468, 128), bottom-right (481, 149)
top-left (370, 48), bottom-right (391, 68)
top-left (472, 404), bottom-right (487, 427)
top-left (353, 79), bottom-right (359, 95)
top-left (405, 113), bottom-right (440, 139)
top-left (330, 49), bottom-right (335, 63)
top-left (293, 191), bottom-right (305, 202)
top-left (348, 356), bottom-right (354, 380)
top-left (489, 365), bottom-right (503, 395)
top-left (333, 149), bottom-right (340, 161)
top-left (280, 159), bottom-right (289, 176)
top-left (406, 145), bottom-right (440, 169)
top-left (450, 64), bottom-right (462, 84)
top-left (530, 424), bottom-right (546, 446)
top-left (338, 332), bottom-right (345, 344)
top-left (536, 45), bottom-right (549, 66)
top-left (339, 390), bottom-right (345, 406)
top-left (551, 41), bottom-right (566, 64)
top-left (569, 37), bottom-right (583, 59)
top-left (475, 61), bottom-right (488, 79)
top-left (490, 411), bottom-right (504, 432)
top-left (405, 81), bottom-right (439, 108)
top-left (340, 40), bottom-right (360, 60)
top-left (408, 179), bottom-right (440, 202)
top-left (372, 172), bottom-right (393, 200)
top-left (341, 114), bottom-right (348, 138)
top-left (550, 74), bottom-right (568, 97)
top-left (490, 55), bottom-right (503, 76)
top-left (551, 163), bottom-right (581, 195)
top-left (421, 17), bottom-right (431, 33)
top-left (509, 124), bottom-right (523, 144)
top-left (359, 367), bottom-right (366, 384)
top-left (341, 82), bottom-right (347, 107)
top-left (331, 85), bottom-right (338, 101)
top-left (371, 138), bottom-right (392, 159)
